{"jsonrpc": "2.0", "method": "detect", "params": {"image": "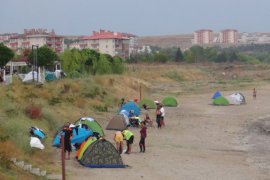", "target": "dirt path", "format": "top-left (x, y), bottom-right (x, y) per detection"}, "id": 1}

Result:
top-left (49, 85), bottom-right (270, 180)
